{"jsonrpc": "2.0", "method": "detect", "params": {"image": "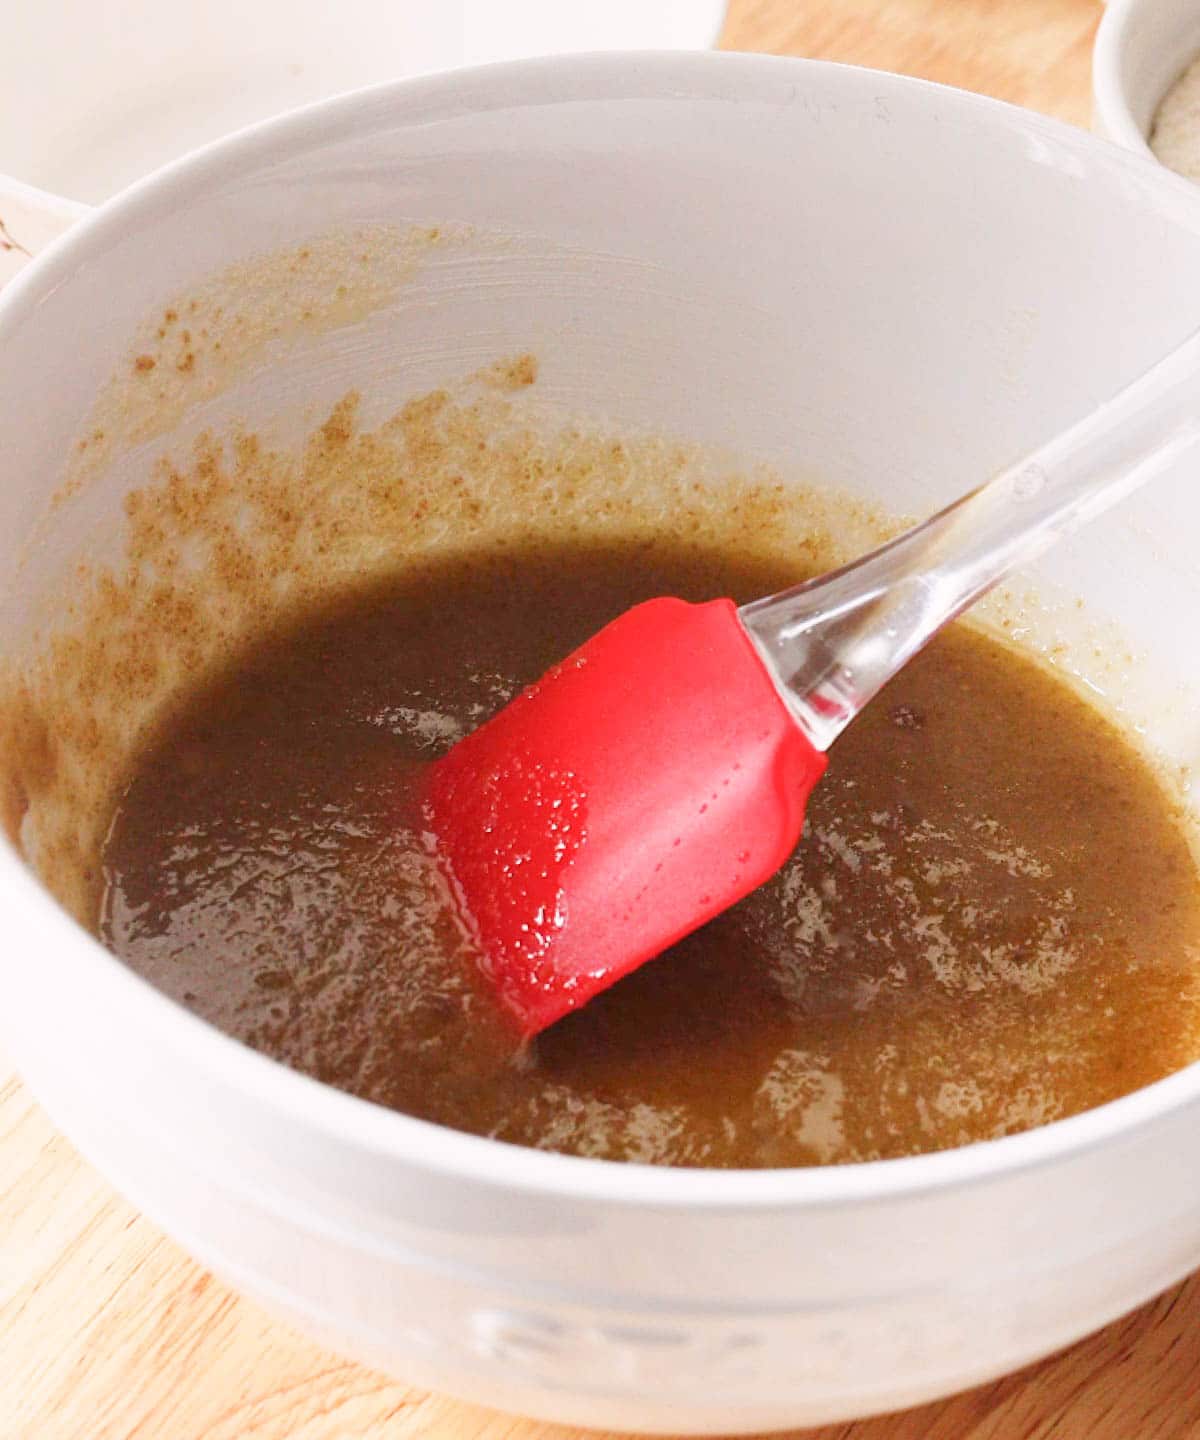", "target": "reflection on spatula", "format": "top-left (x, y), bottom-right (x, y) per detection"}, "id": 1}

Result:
top-left (425, 332), bottom-right (1200, 1034)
